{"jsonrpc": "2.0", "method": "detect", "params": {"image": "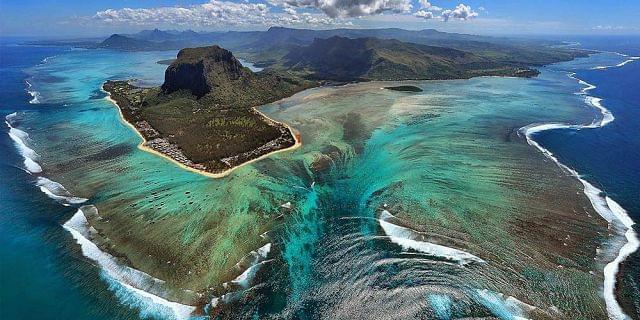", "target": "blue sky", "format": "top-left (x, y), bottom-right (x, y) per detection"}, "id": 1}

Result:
top-left (1, 0), bottom-right (639, 37)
